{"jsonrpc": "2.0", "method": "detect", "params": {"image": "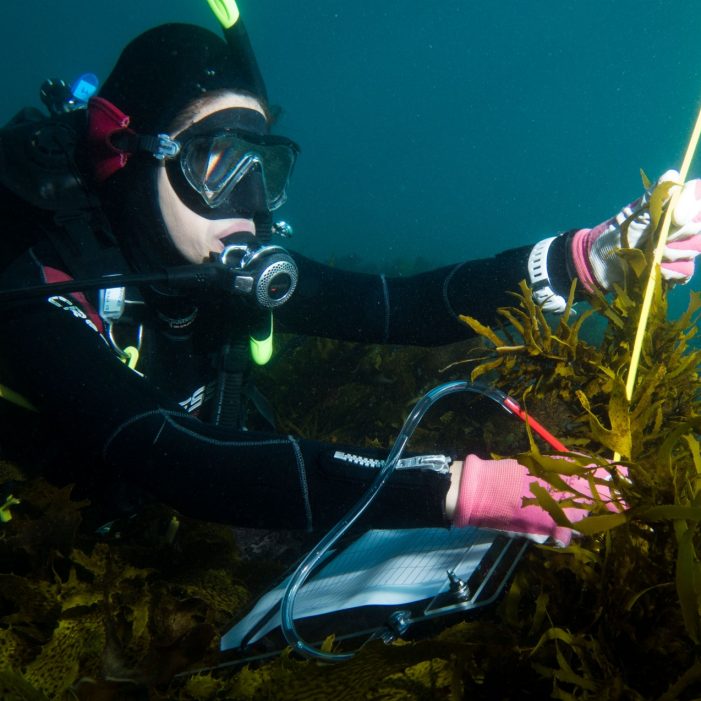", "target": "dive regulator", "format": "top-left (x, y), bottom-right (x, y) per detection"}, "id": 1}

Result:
top-left (214, 235), bottom-right (298, 309)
